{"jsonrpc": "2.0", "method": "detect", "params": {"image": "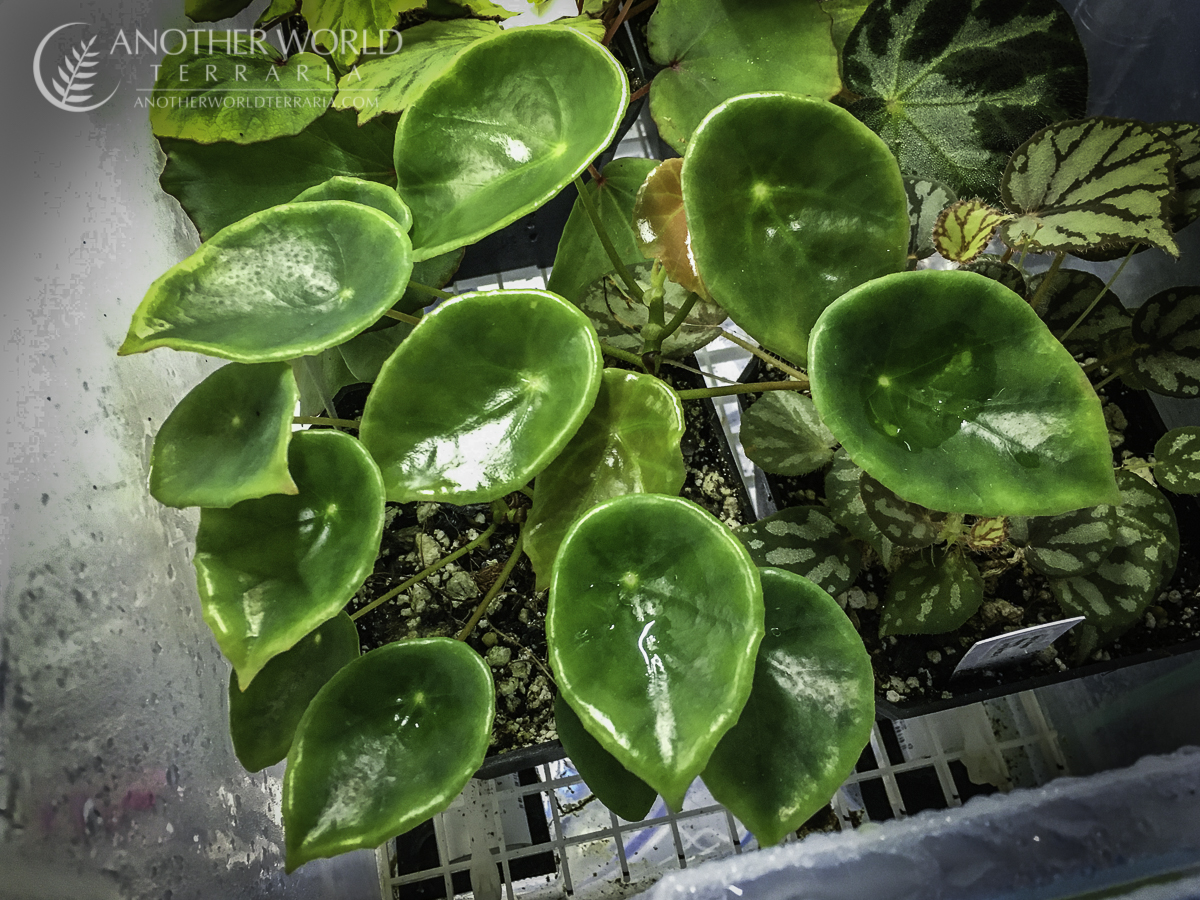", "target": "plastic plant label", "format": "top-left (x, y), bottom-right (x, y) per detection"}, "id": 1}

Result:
top-left (952, 617), bottom-right (1084, 677)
